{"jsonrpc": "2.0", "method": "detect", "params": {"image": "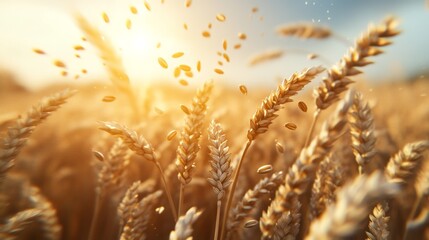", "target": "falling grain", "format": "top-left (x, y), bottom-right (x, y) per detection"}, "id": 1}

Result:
top-left (158, 57), bottom-right (168, 69)
top-left (130, 6), bottom-right (138, 14)
top-left (275, 141), bottom-right (285, 153)
top-left (156, 42), bottom-right (161, 48)
top-left (196, 61), bottom-right (201, 72)
top-left (284, 122), bottom-right (297, 130)
top-left (167, 130), bottom-right (177, 141)
top-left (92, 151), bottom-right (105, 161)
top-left (218, 61), bottom-right (223, 66)
top-left (53, 60), bottom-right (66, 68)
top-left (172, 52), bottom-right (184, 58)
top-left (144, 1), bottom-right (151, 11)
top-left (234, 44), bottom-right (241, 49)
top-left (202, 31), bottom-right (211, 38)
top-left (208, 23), bottom-right (212, 29)
top-left (102, 12), bottom-right (110, 23)
top-left (307, 53), bottom-right (318, 60)
top-left (184, 23), bottom-right (188, 30)
top-left (179, 64), bottom-right (191, 71)
top-left (185, 71), bottom-right (193, 78)
top-left (102, 96), bottom-right (116, 102)
top-left (179, 79), bottom-right (189, 86)
top-left (238, 33), bottom-right (247, 40)
top-left (180, 105), bottom-right (190, 114)
top-left (214, 68), bottom-right (224, 75)
top-left (174, 67), bottom-right (181, 78)
top-left (252, 7), bottom-right (259, 13)
top-left (298, 101), bottom-right (308, 112)
top-left (61, 71), bottom-right (68, 77)
top-left (239, 85), bottom-right (248, 95)
top-left (185, 0), bottom-right (192, 7)
top-left (126, 19), bottom-right (132, 29)
top-left (257, 165), bottom-right (273, 174)
top-left (33, 48), bottom-right (46, 55)
top-left (81, 69), bottom-right (87, 74)
top-left (223, 53), bottom-right (230, 62)
top-left (244, 220), bottom-right (258, 228)
top-left (75, 54), bottom-right (80, 58)
top-left (74, 45), bottom-right (85, 51)
top-left (223, 39), bottom-right (228, 51)
top-left (216, 14), bottom-right (226, 22)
